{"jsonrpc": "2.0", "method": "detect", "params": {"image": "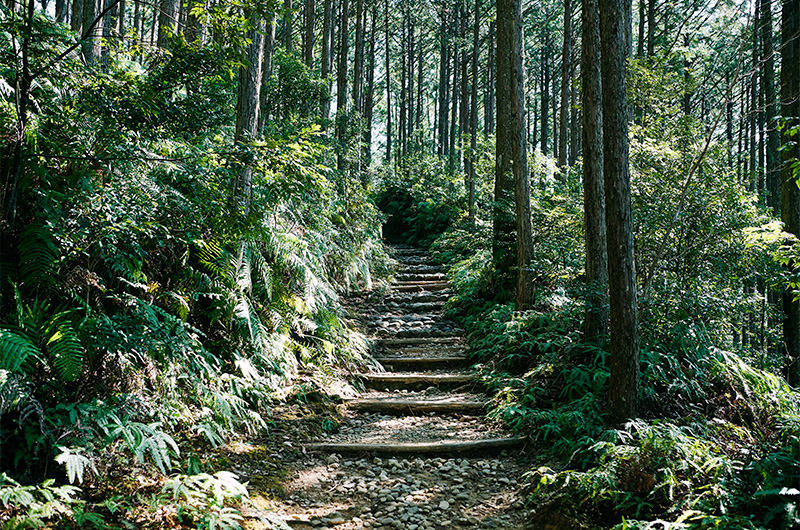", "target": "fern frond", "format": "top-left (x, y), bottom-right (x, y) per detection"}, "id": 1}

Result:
top-left (0, 329), bottom-right (42, 374)
top-left (46, 324), bottom-right (85, 382)
top-left (55, 446), bottom-right (96, 484)
top-left (18, 223), bottom-right (59, 287)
